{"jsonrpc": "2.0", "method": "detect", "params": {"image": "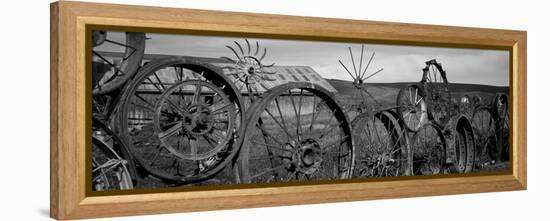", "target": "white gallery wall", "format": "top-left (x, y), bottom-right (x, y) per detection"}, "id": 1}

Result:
top-left (0, 0), bottom-right (547, 220)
